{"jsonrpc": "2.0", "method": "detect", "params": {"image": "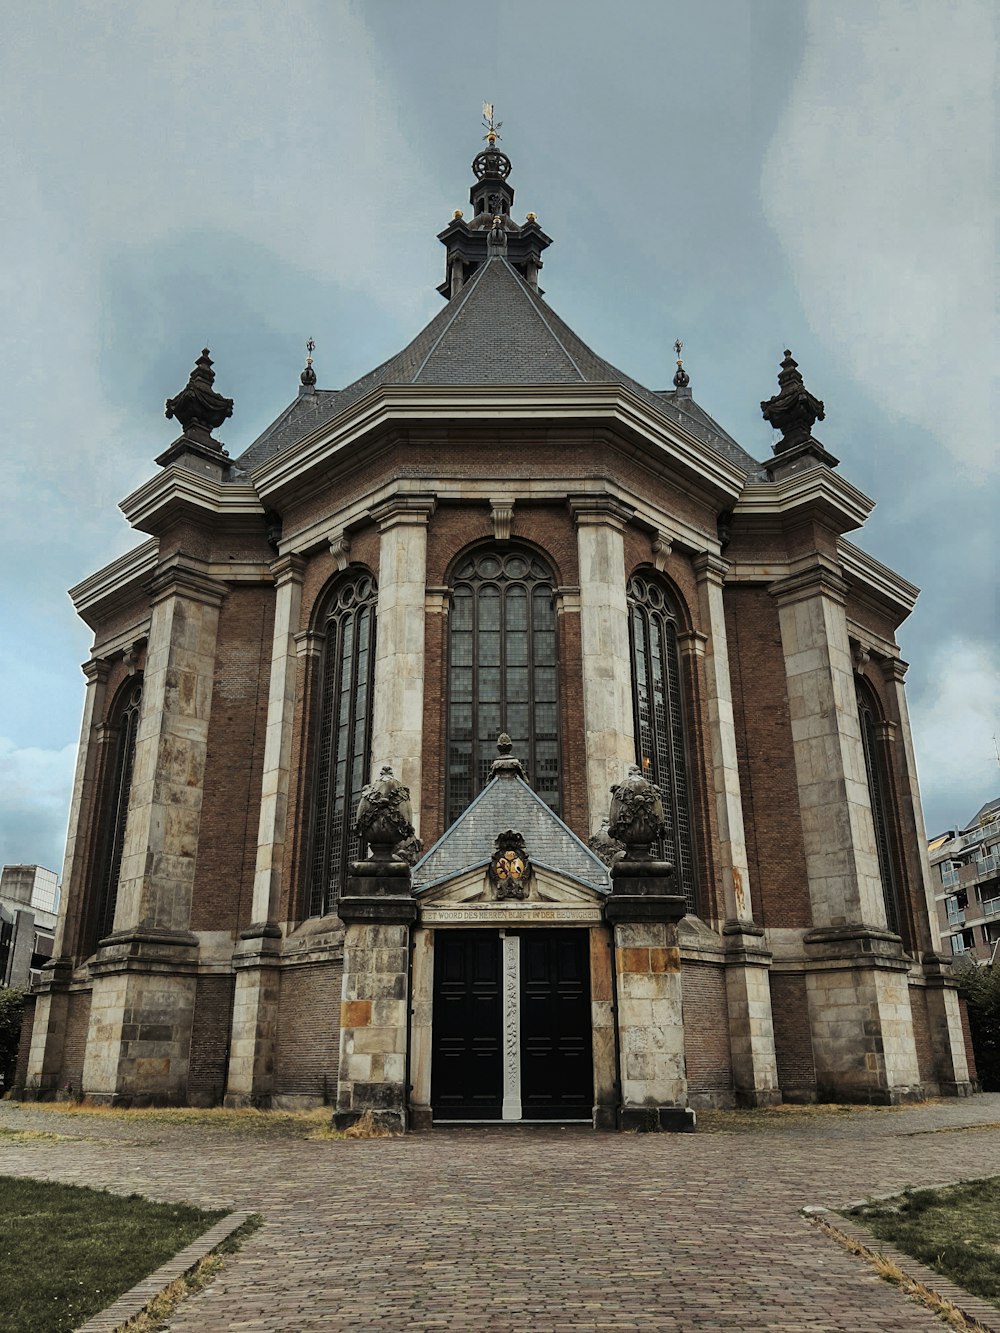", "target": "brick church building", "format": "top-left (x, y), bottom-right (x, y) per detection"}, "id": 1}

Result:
top-left (21, 124), bottom-right (973, 1125)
